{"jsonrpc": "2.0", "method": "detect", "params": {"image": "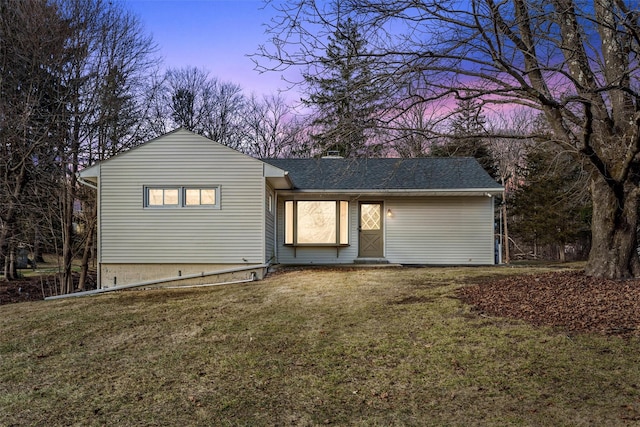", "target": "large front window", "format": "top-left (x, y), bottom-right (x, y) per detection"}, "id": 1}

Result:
top-left (285, 200), bottom-right (349, 245)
